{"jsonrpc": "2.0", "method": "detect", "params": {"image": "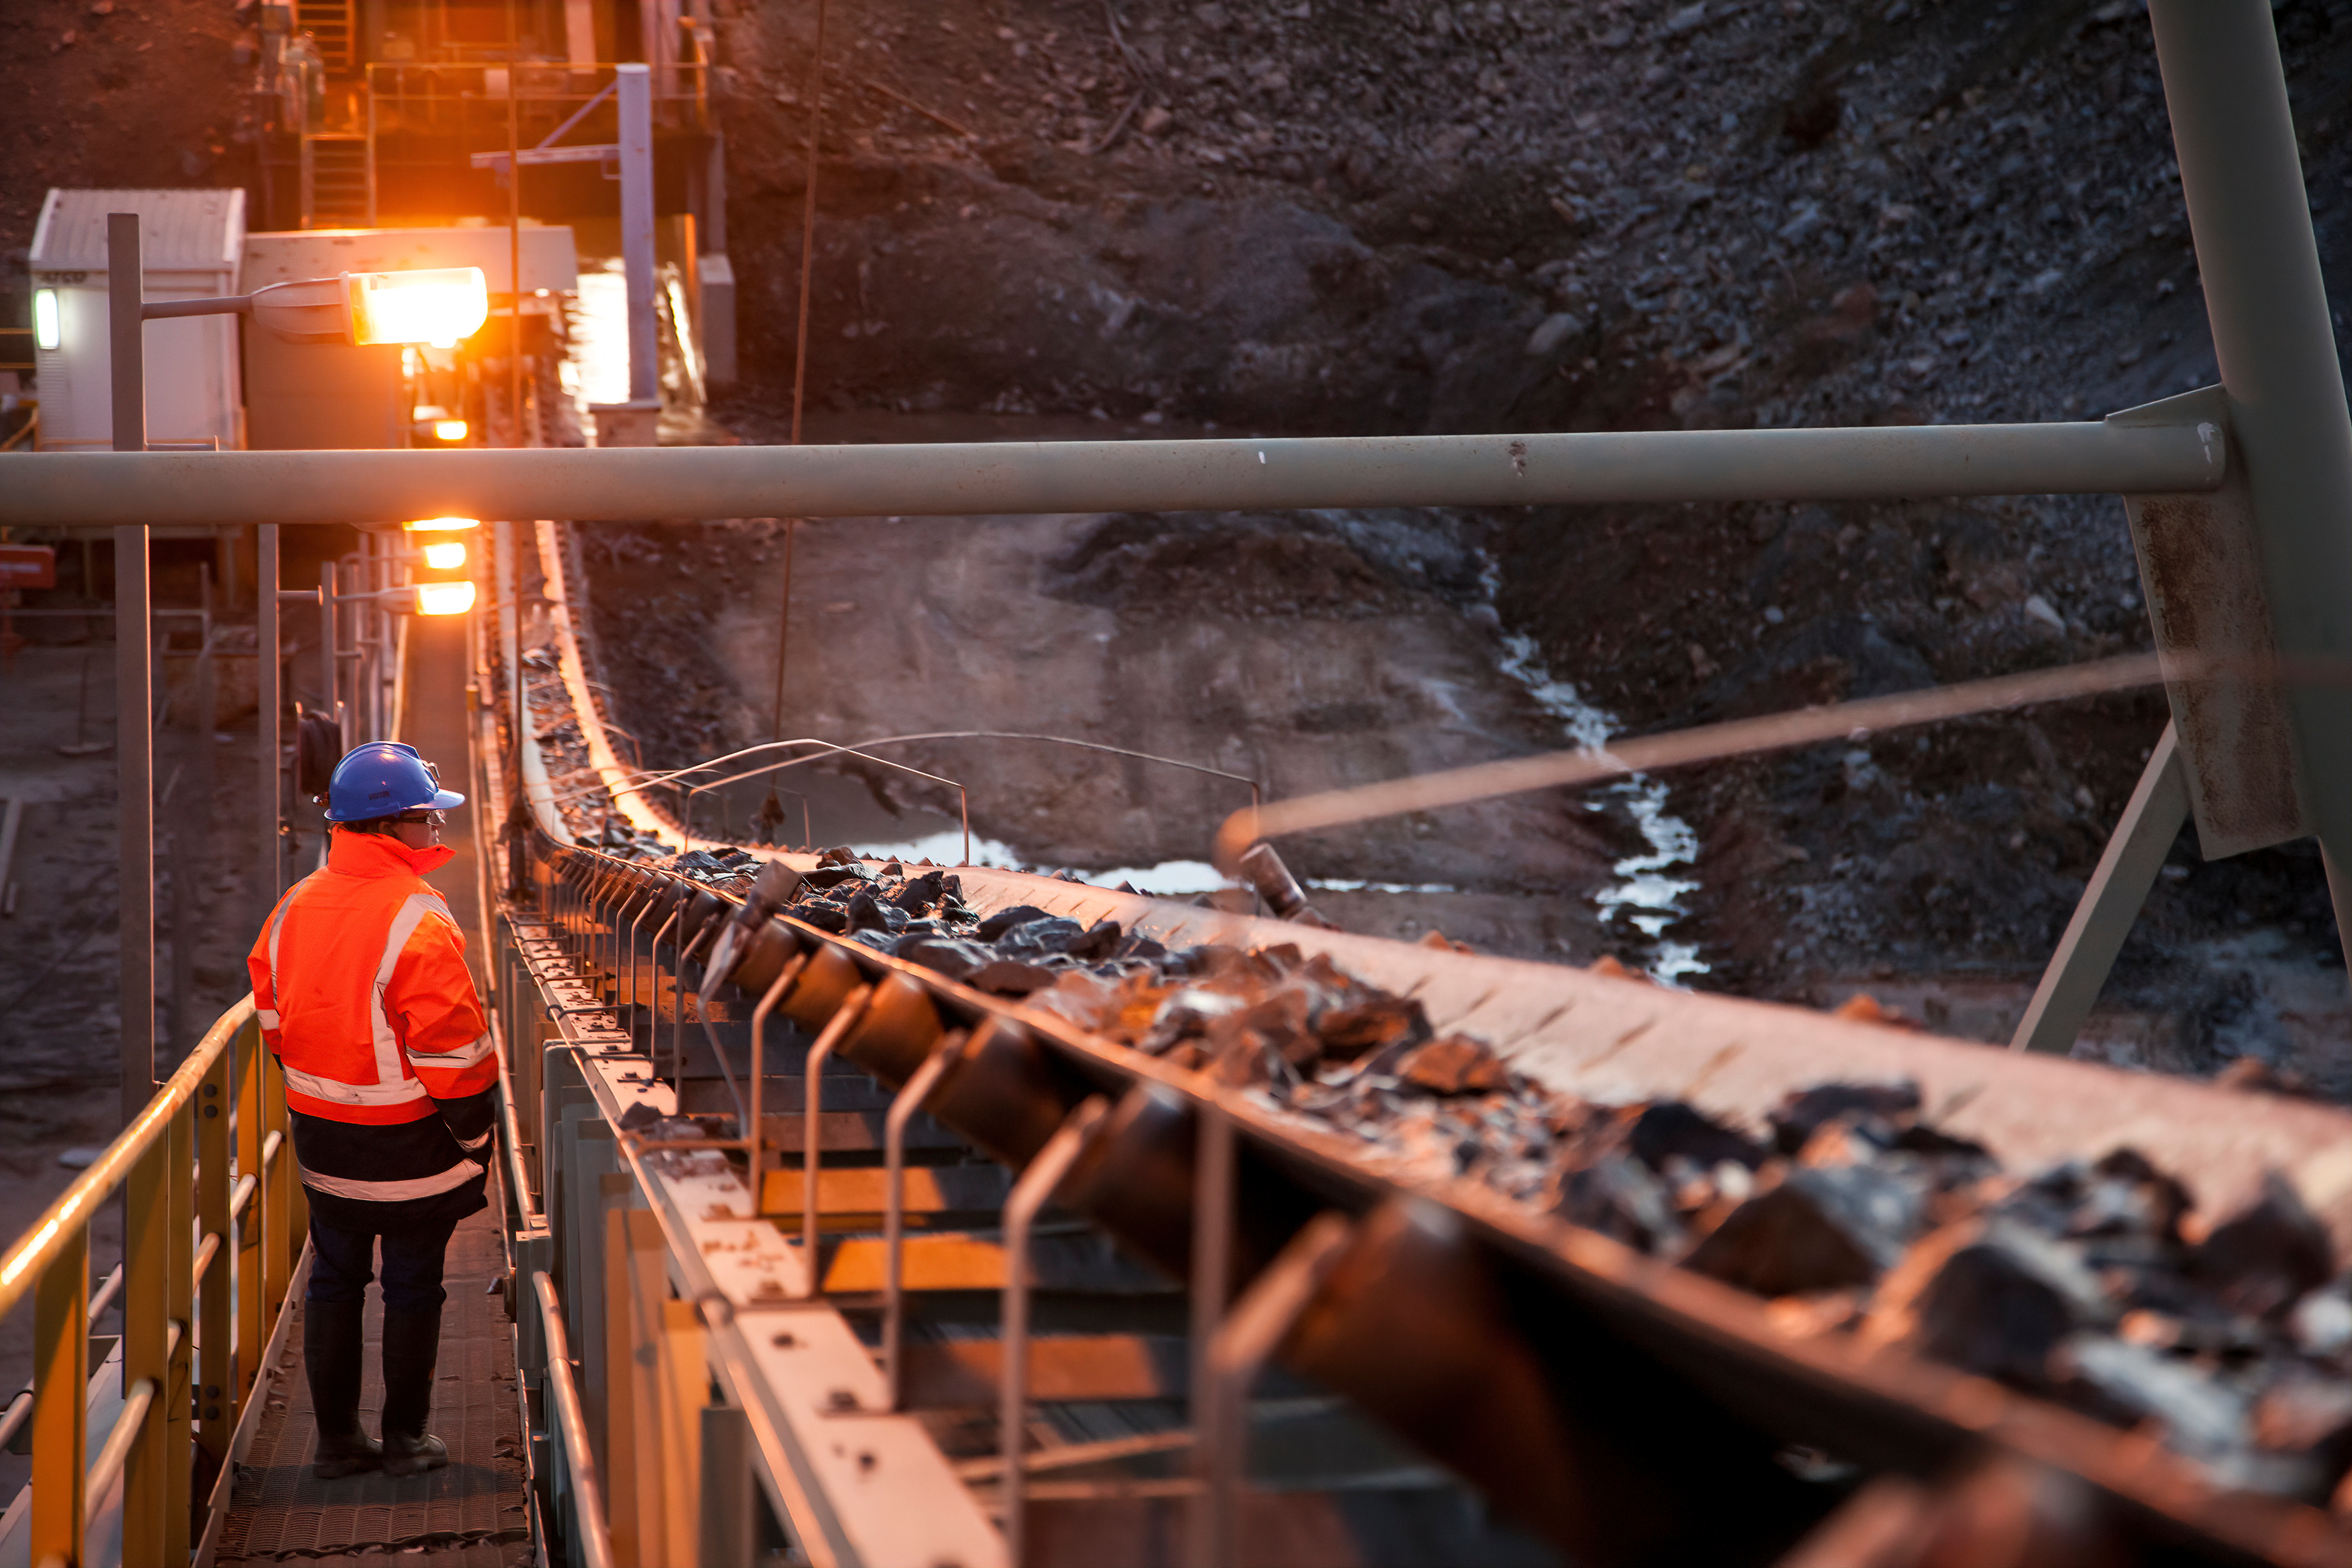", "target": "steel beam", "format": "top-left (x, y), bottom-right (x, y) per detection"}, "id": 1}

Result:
top-left (2150, 0), bottom-right (2352, 977)
top-left (2012, 723), bottom-right (2191, 1054)
top-left (3, 418), bottom-right (2223, 529)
